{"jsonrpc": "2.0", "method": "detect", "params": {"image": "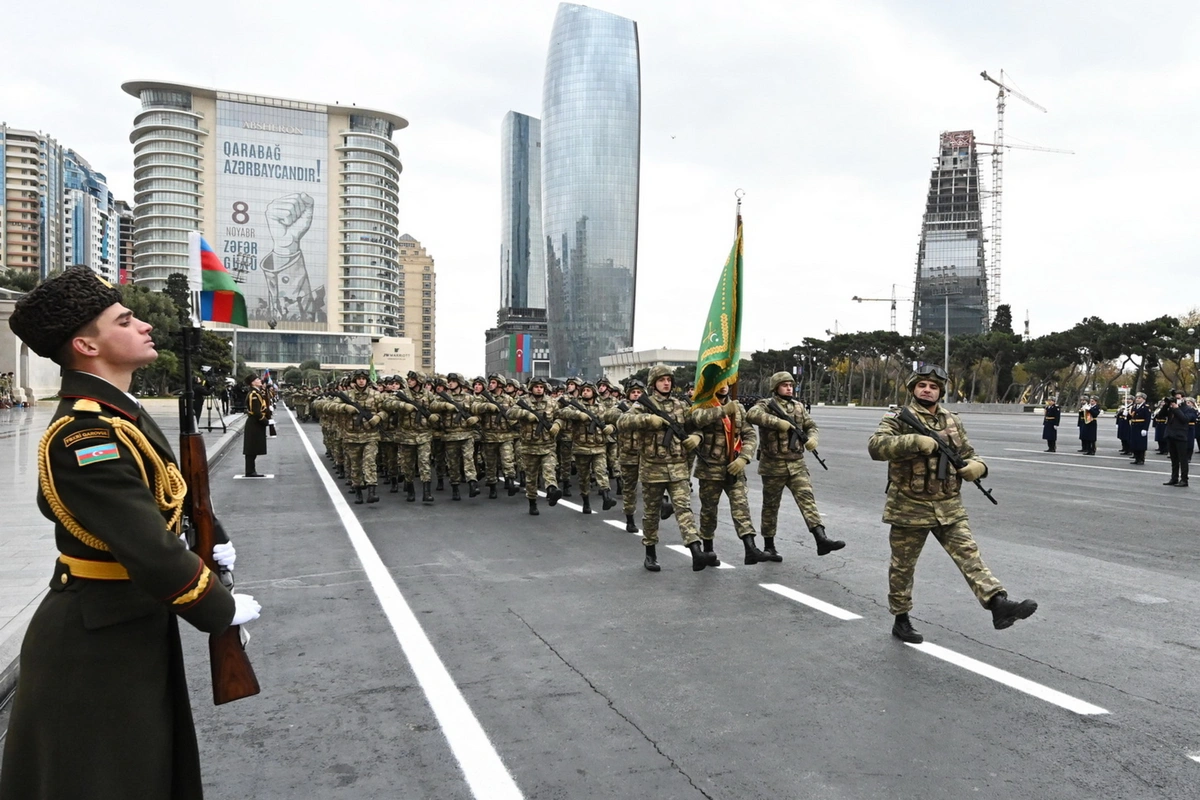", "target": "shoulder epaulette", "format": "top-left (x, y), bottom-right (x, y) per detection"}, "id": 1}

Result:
top-left (72, 399), bottom-right (103, 414)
